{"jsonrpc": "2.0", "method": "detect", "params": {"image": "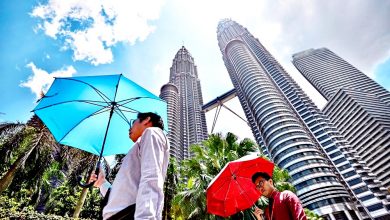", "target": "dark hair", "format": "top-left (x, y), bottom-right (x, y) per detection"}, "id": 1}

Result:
top-left (252, 172), bottom-right (271, 183)
top-left (137, 112), bottom-right (164, 130)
